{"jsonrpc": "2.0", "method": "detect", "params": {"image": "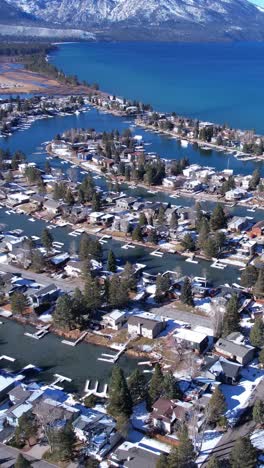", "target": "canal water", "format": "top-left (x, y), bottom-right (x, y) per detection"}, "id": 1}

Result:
top-left (0, 319), bottom-right (139, 394)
